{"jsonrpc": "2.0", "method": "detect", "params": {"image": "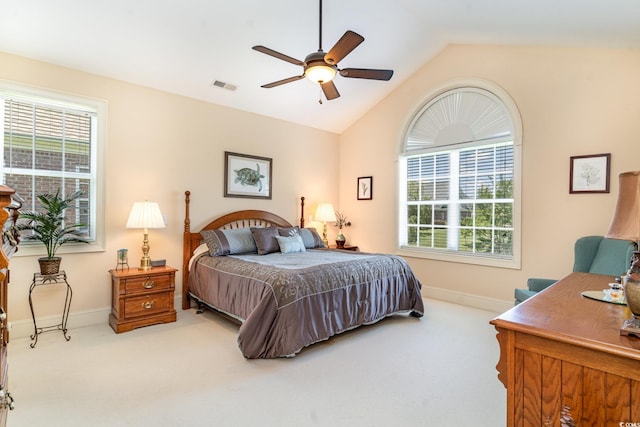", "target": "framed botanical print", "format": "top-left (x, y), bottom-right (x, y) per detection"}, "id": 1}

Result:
top-left (357, 176), bottom-right (373, 200)
top-left (224, 151), bottom-right (272, 199)
top-left (569, 153), bottom-right (610, 194)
